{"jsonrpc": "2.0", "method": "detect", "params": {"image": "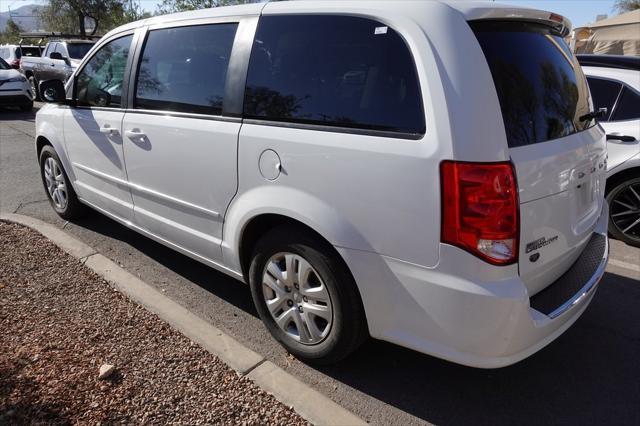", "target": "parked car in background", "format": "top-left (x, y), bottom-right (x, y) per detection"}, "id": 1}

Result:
top-left (0, 44), bottom-right (43, 69)
top-left (579, 55), bottom-right (640, 247)
top-left (0, 57), bottom-right (33, 111)
top-left (21, 39), bottom-right (95, 100)
top-left (36, 1), bottom-right (609, 368)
